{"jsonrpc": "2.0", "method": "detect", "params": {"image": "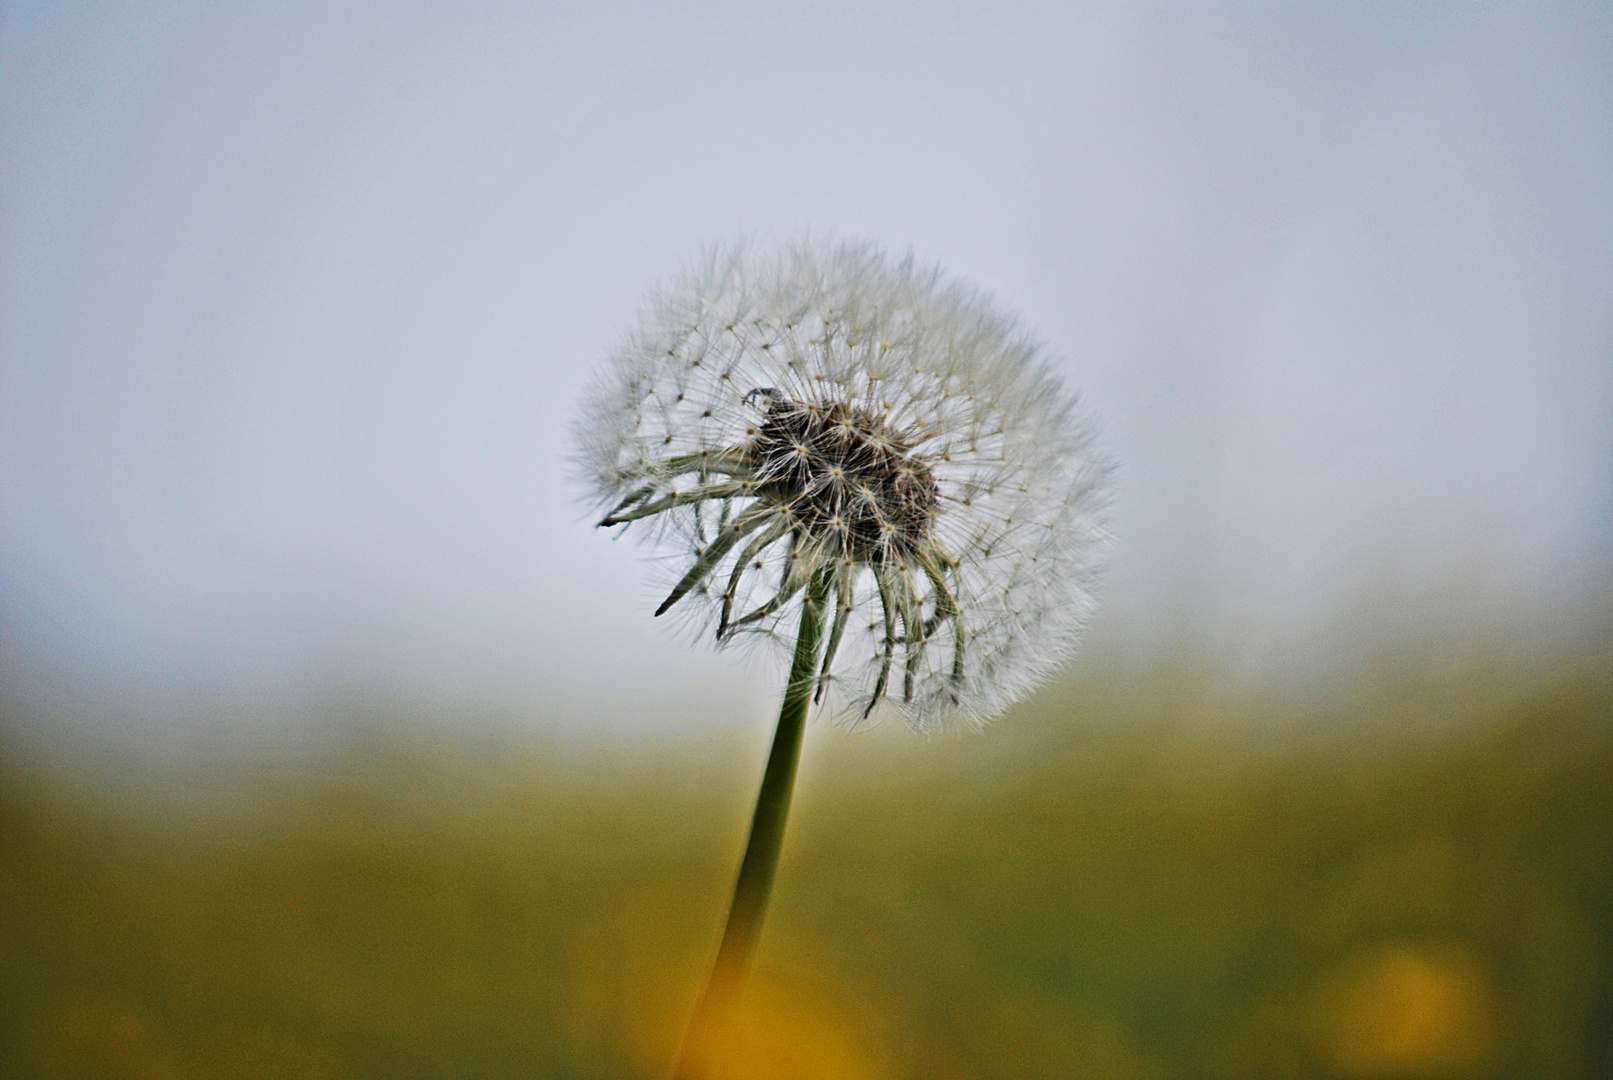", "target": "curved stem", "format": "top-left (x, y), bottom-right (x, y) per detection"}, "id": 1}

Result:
top-left (673, 567), bottom-right (833, 1080)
